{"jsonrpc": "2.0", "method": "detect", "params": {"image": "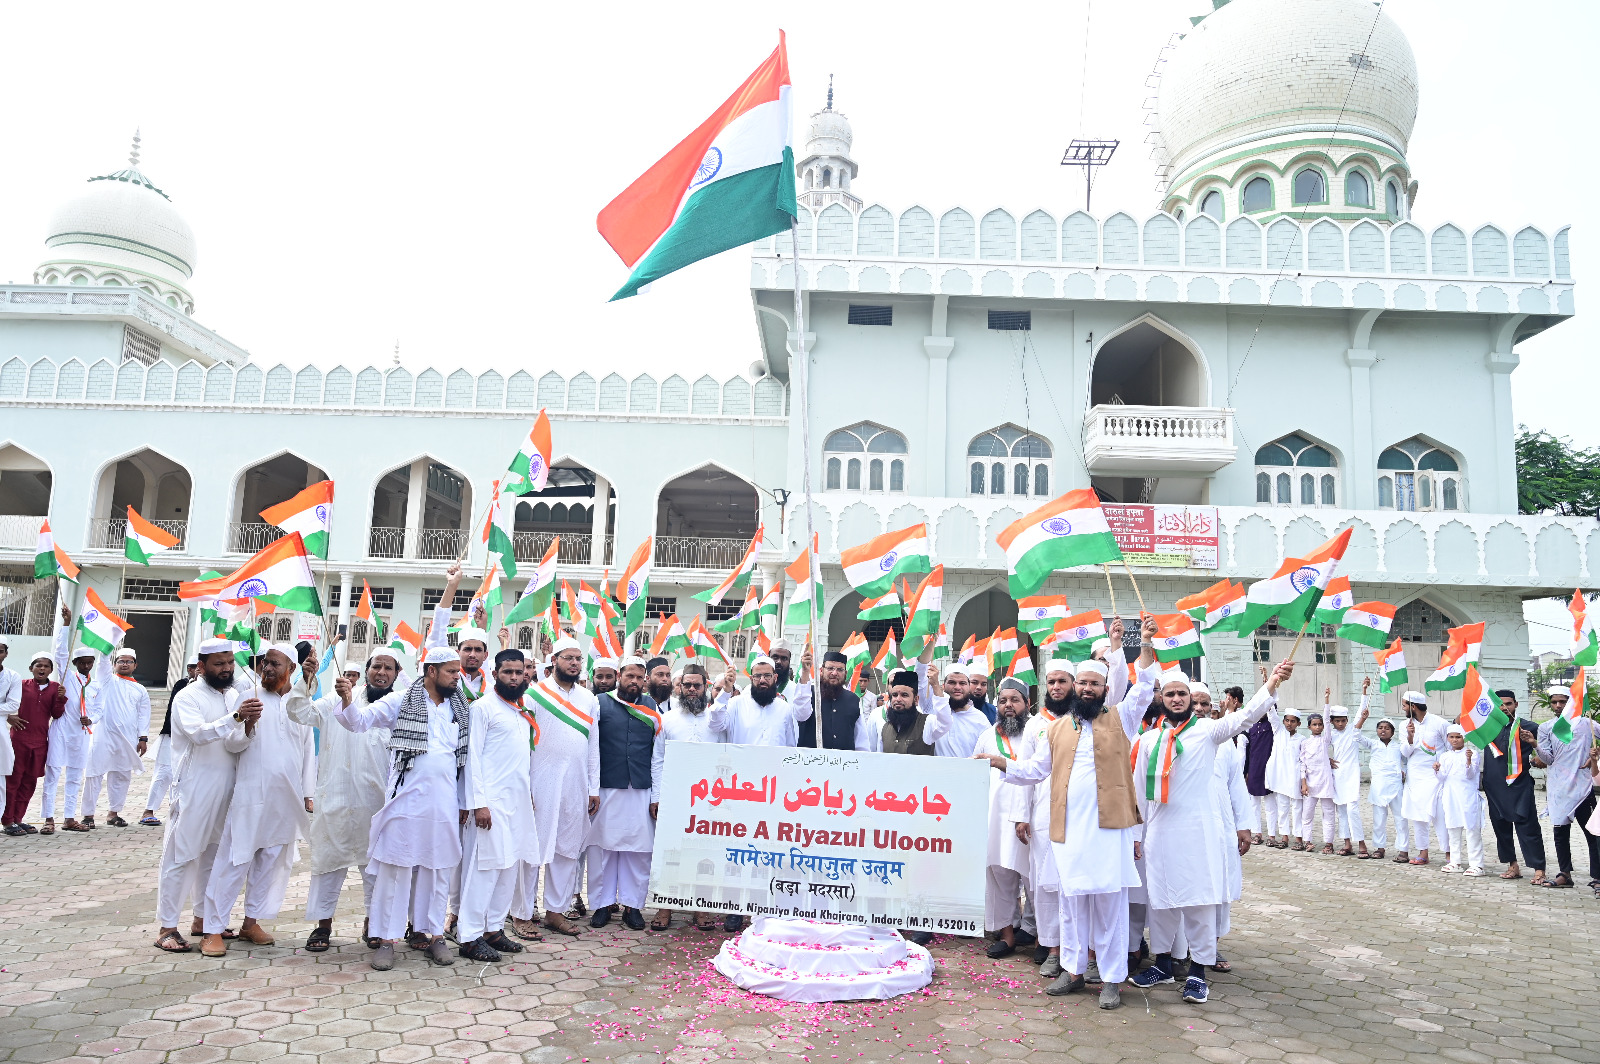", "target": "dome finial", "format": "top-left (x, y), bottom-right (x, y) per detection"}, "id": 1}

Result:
top-left (393, 339), bottom-right (401, 366)
top-left (825, 74), bottom-right (833, 112)
top-left (130, 128), bottom-right (141, 169)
